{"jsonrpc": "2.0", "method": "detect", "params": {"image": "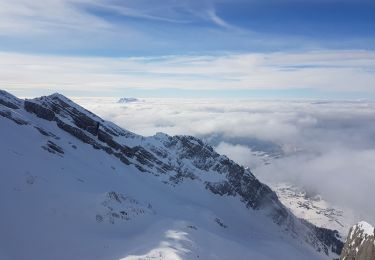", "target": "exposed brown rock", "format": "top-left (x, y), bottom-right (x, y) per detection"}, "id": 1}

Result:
top-left (340, 222), bottom-right (375, 260)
